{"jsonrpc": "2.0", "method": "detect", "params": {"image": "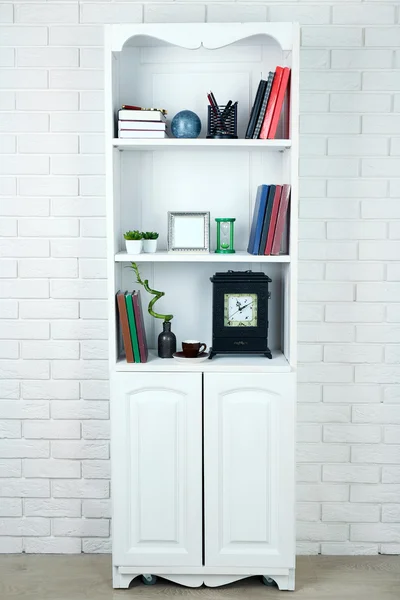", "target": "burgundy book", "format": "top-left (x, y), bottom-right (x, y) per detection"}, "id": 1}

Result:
top-left (116, 291), bottom-right (134, 363)
top-left (271, 185), bottom-right (291, 255)
top-left (264, 185), bottom-right (282, 255)
top-left (133, 290), bottom-right (148, 363)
